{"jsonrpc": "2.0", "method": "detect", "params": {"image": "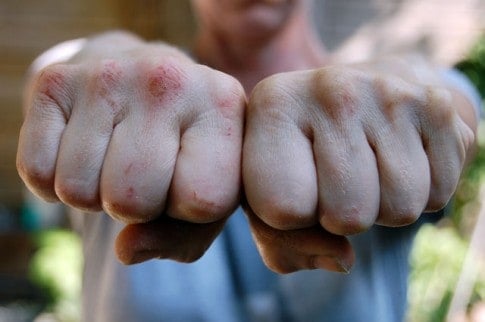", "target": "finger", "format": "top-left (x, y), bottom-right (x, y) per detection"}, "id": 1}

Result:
top-left (167, 69), bottom-right (245, 223)
top-left (115, 216), bottom-right (227, 264)
top-left (17, 64), bottom-right (75, 201)
top-left (367, 121), bottom-right (430, 226)
top-left (244, 204), bottom-right (354, 274)
top-left (55, 61), bottom-right (123, 211)
top-left (243, 81), bottom-right (318, 230)
top-left (100, 108), bottom-right (180, 224)
top-left (314, 124), bottom-right (380, 235)
top-left (420, 87), bottom-right (475, 211)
